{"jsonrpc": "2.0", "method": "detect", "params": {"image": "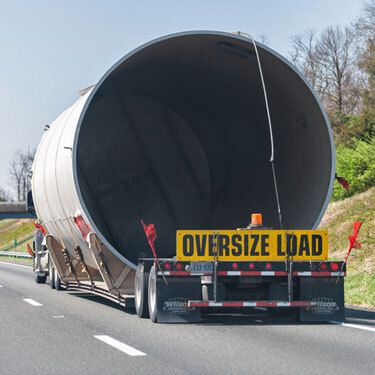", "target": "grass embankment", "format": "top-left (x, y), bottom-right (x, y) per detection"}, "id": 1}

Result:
top-left (320, 187), bottom-right (375, 308)
top-left (0, 219), bottom-right (35, 252)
